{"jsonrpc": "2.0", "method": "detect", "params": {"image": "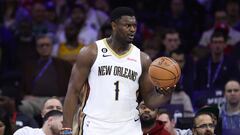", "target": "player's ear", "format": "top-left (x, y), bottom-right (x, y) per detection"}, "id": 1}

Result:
top-left (111, 21), bottom-right (117, 31)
